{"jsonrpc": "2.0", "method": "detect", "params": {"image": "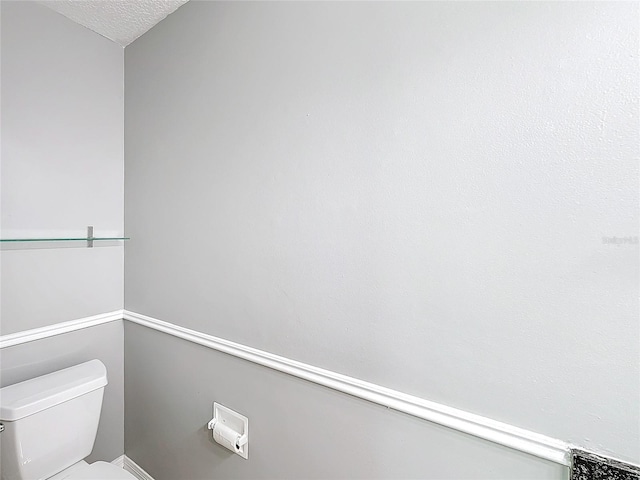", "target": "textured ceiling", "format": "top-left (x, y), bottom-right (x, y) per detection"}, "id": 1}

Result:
top-left (39, 0), bottom-right (189, 46)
